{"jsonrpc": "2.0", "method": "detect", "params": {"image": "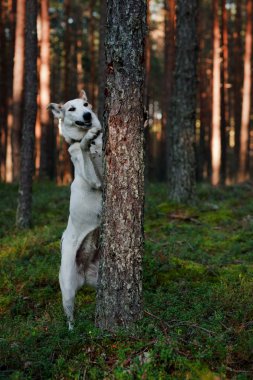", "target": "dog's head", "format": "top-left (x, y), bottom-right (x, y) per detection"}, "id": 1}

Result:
top-left (48, 90), bottom-right (101, 144)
